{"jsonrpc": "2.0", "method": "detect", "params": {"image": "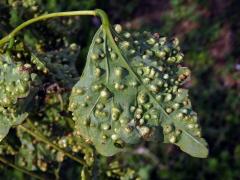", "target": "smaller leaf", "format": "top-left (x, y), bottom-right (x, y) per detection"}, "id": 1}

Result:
top-left (0, 54), bottom-right (31, 142)
top-left (176, 130), bottom-right (208, 158)
top-left (0, 112), bottom-right (28, 142)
